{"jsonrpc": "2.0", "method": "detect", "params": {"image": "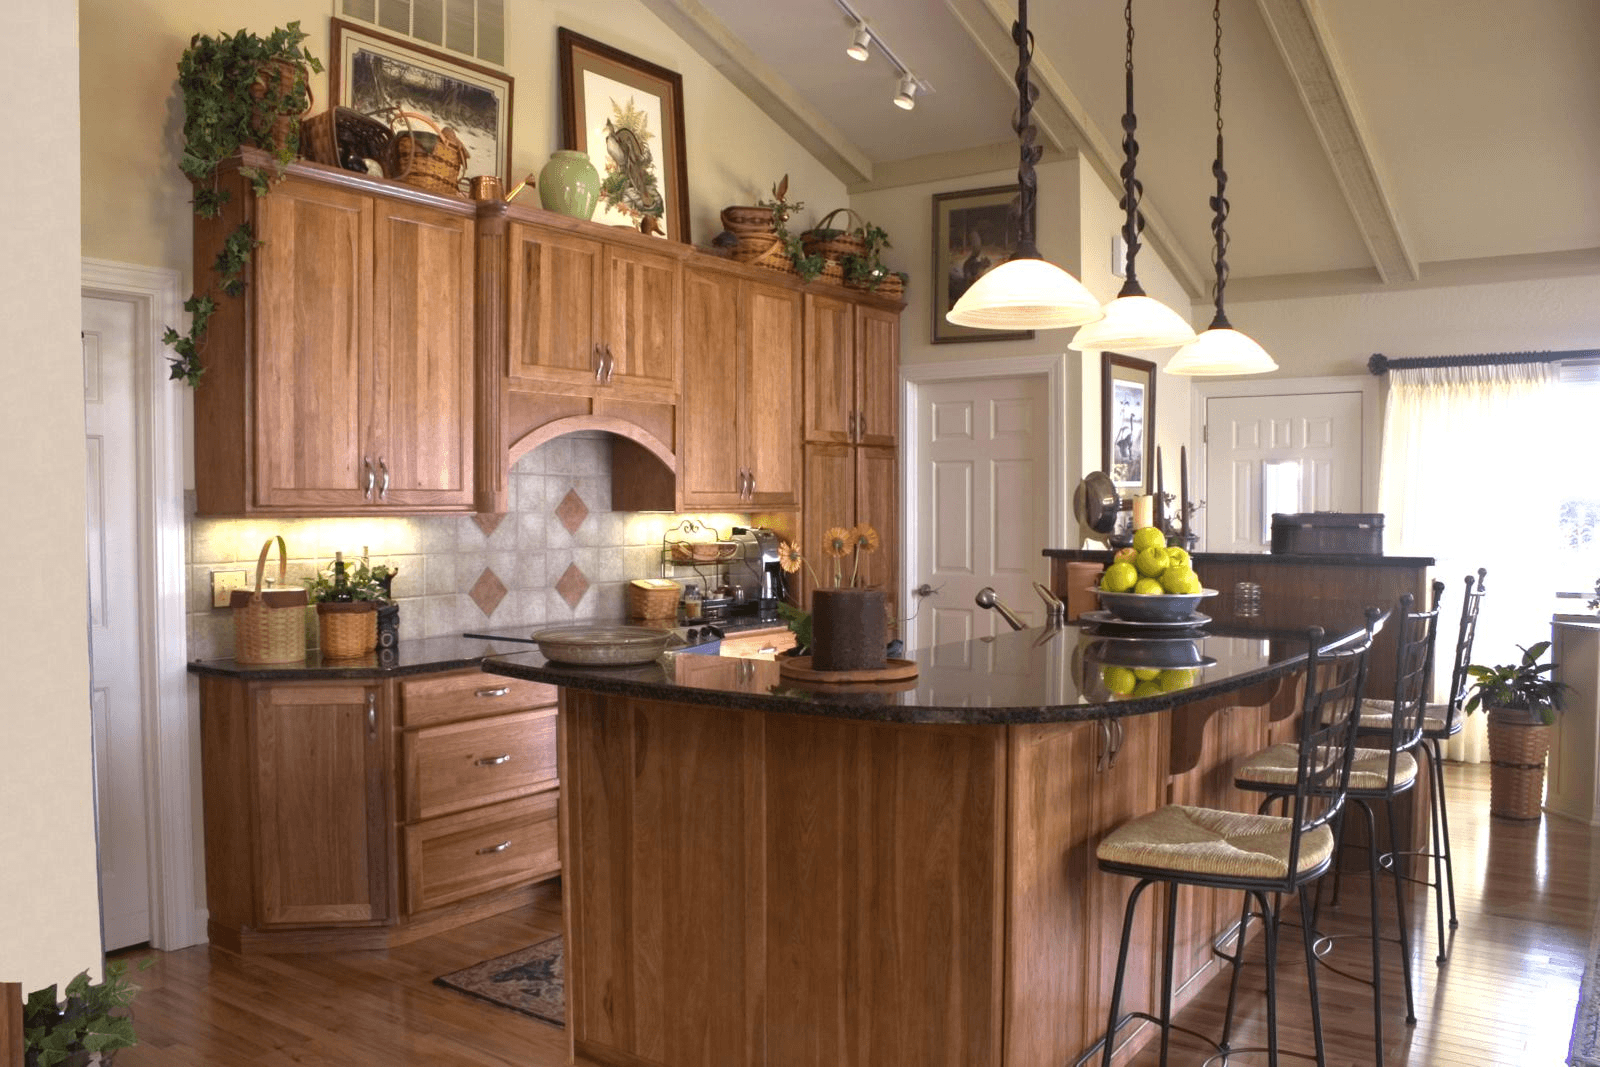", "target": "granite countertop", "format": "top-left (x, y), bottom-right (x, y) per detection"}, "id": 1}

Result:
top-left (1043, 548), bottom-right (1435, 567)
top-left (187, 634), bottom-right (538, 680)
top-left (482, 616), bottom-right (1377, 726)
